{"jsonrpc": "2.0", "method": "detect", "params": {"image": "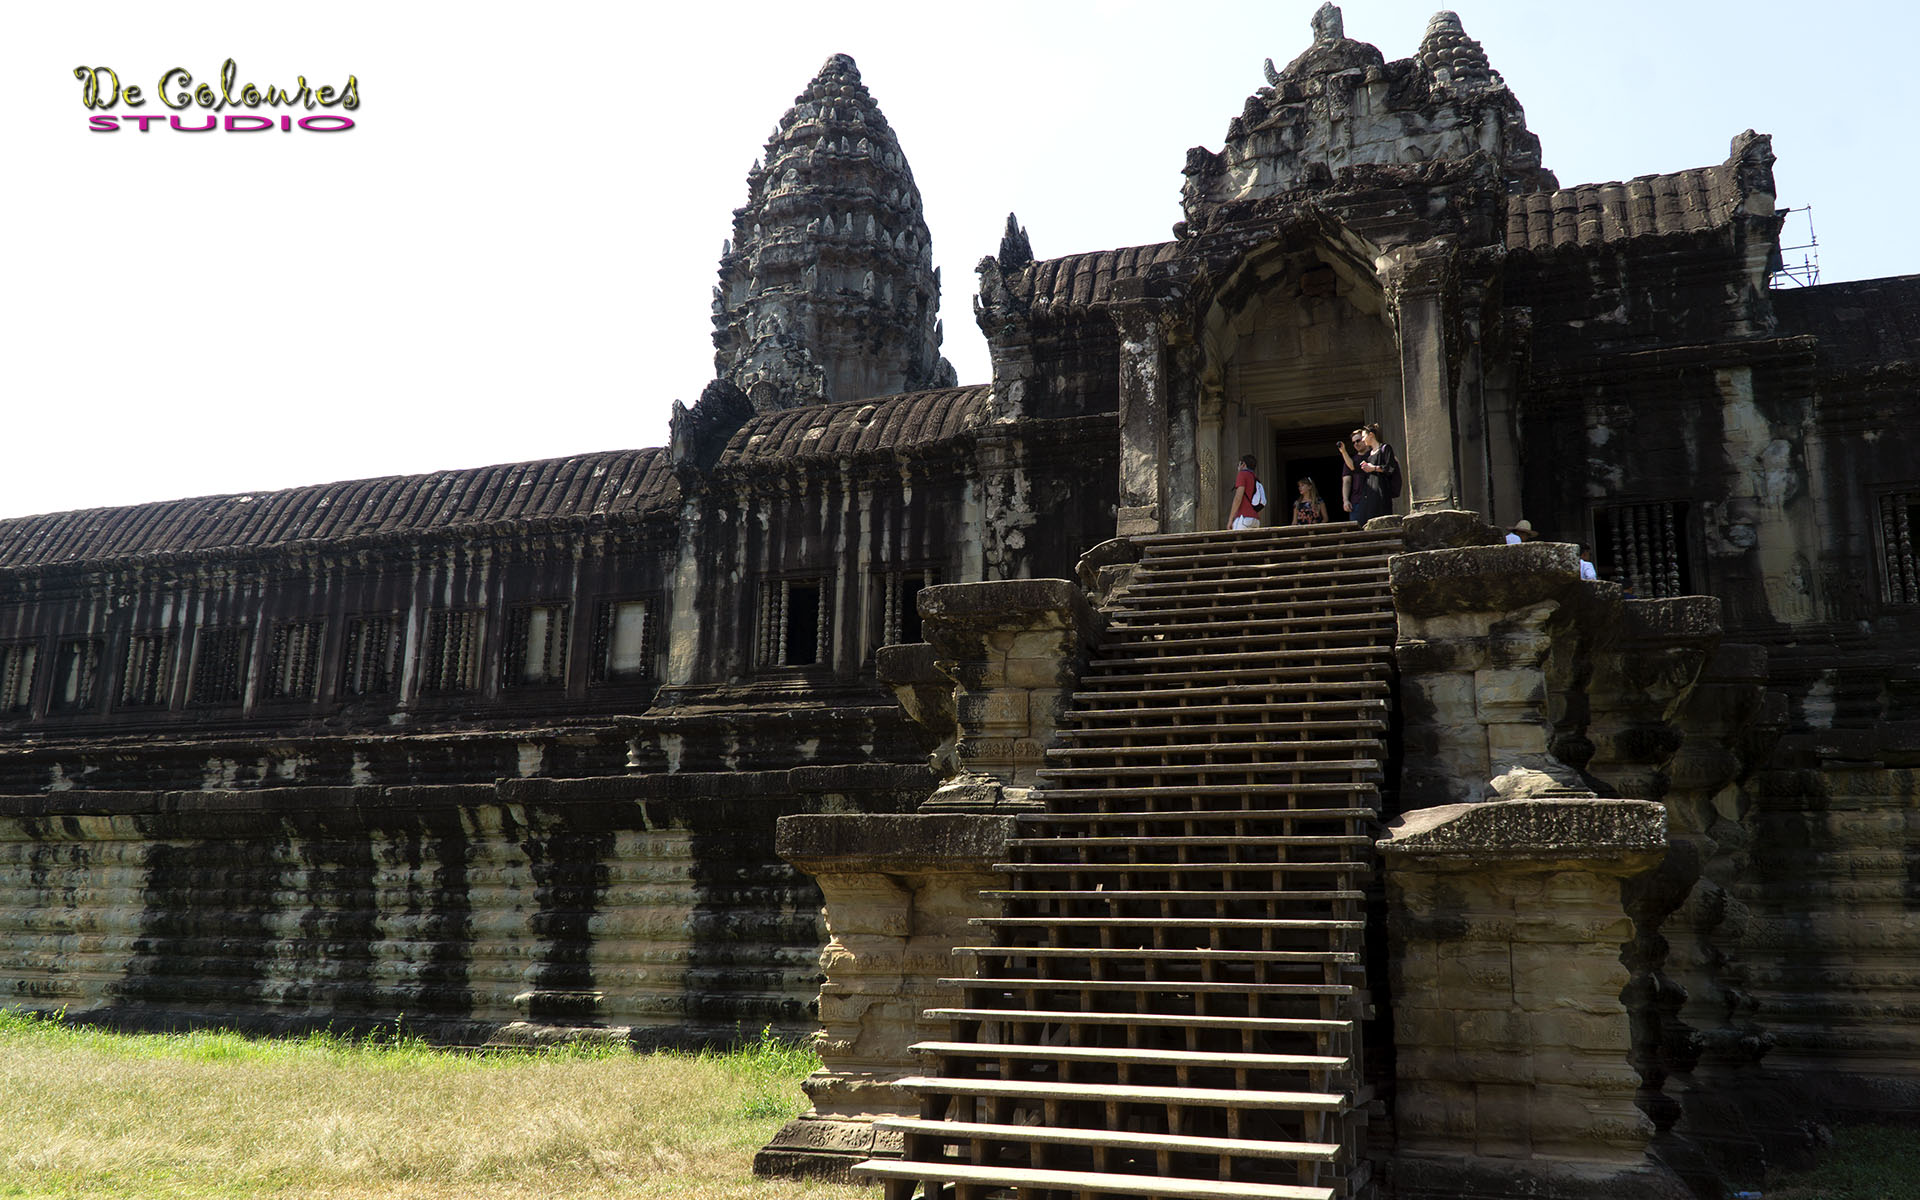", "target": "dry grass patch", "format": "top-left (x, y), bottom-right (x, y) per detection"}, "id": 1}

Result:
top-left (0, 1011), bottom-right (873, 1200)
